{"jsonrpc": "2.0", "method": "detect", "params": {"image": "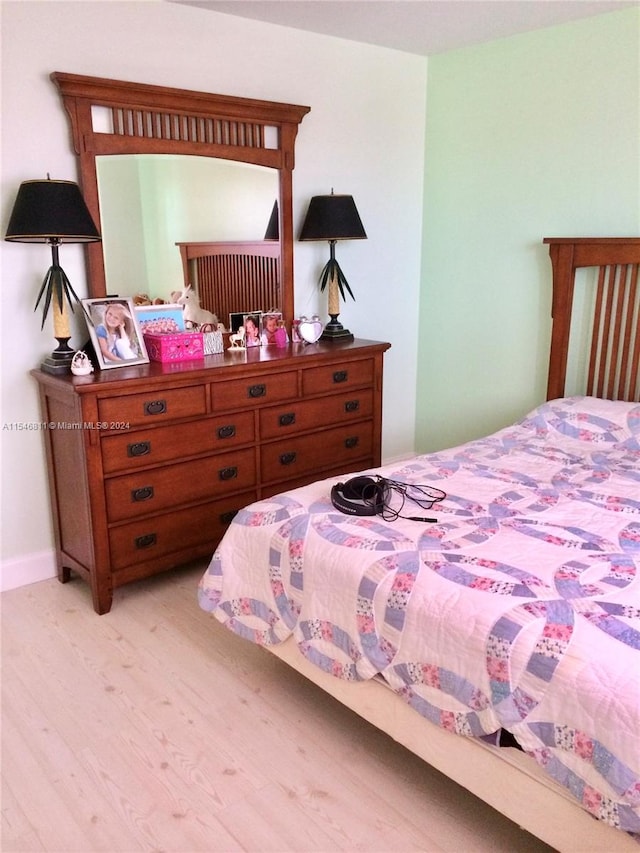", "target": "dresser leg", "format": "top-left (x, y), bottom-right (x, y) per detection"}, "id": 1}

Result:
top-left (58, 564), bottom-right (71, 583)
top-left (92, 578), bottom-right (113, 615)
